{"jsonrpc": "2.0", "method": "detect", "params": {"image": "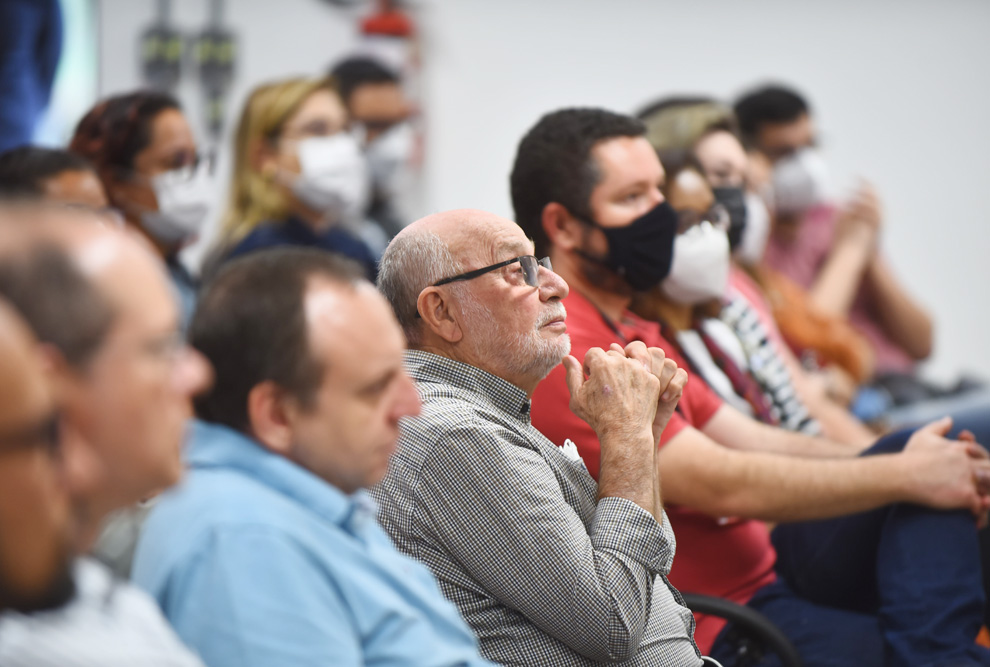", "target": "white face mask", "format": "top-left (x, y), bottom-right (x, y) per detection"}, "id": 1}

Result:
top-left (290, 134), bottom-right (370, 224)
top-left (140, 163), bottom-right (213, 245)
top-left (734, 191), bottom-right (772, 266)
top-left (366, 122), bottom-right (414, 200)
top-left (661, 221), bottom-right (731, 305)
top-left (771, 147), bottom-right (832, 216)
